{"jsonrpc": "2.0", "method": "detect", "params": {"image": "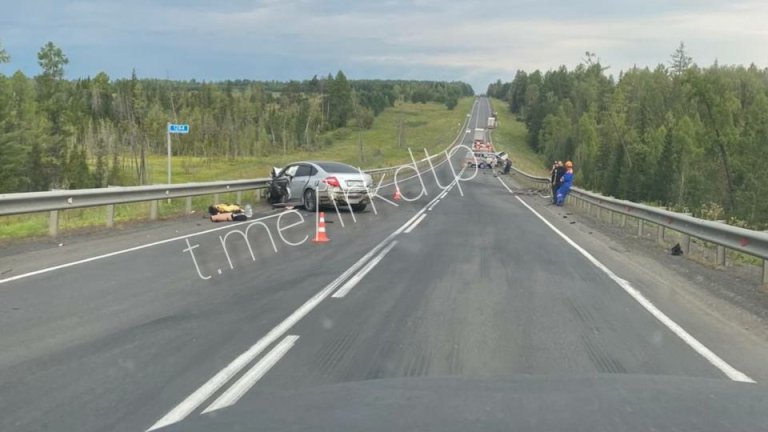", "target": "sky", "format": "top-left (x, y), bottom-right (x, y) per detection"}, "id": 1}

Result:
top-left (1, 0), bottom-right (767, 92)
